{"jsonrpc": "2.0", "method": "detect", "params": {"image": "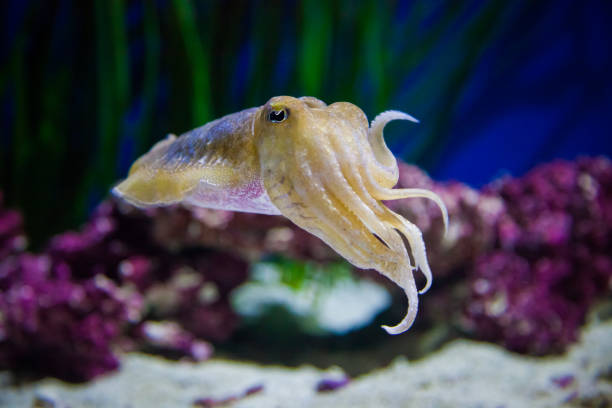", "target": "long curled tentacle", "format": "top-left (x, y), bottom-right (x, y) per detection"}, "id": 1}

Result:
top-left (363, 109), bottom-right (448, 326)
top-left (364, 111), bottom-right (449, 233)
top-left (321, 106), bottom-right (444, 331)
top-left (385, 210), bottom-right (434, 294)
top-left (325, 108), bottom-right (427, 331)
top-left (369, 111), bottom-right (419, 168)
top-left (322, 113), bottom-right (409, 258)
top-left (366, 110), bottom-right (419, 188)
top-left (369, 186), bottom-right (449, 235)
top-left (380, 262), bottom-right (420, 334)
